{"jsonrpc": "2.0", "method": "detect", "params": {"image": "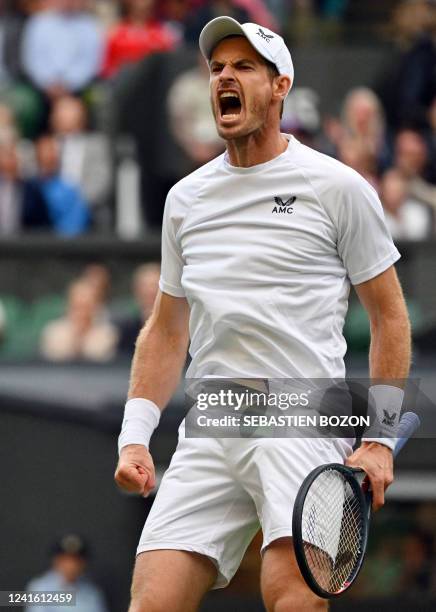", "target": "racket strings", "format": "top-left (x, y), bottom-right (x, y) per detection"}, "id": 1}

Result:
top-left (301, 469), bottom-right (364, 594)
